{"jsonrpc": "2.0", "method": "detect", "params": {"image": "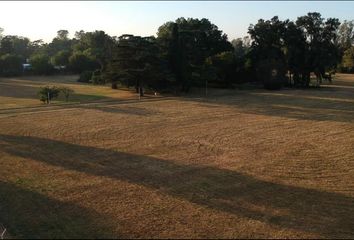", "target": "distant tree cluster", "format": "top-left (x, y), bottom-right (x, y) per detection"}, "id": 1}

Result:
top-left (248, 13), bottom-right (342, 88)
top-left (0, 12), bottom-right (353, 91)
